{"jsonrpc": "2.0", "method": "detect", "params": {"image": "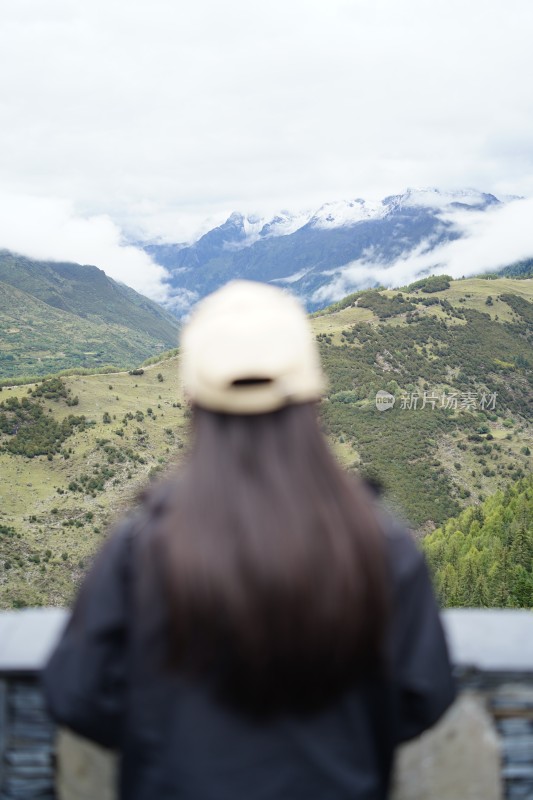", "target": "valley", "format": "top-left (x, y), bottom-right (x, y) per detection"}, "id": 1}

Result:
top-left (0, 275), bottom-right (531, 609)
